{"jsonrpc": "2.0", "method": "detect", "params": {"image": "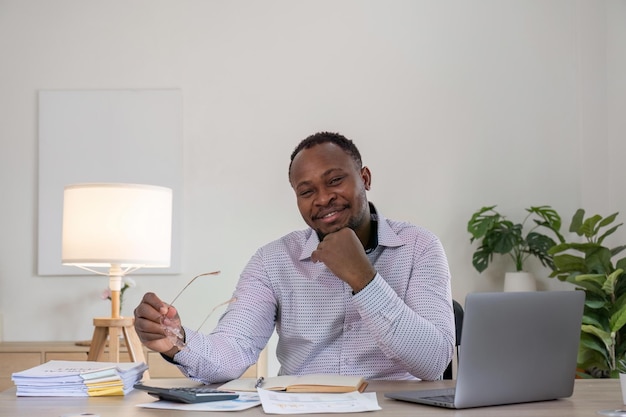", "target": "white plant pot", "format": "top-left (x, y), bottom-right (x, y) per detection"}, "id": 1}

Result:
top-left (503, 272), bottom-right (536, 292)
top-left (597, 373), bottom-right (626, 415)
